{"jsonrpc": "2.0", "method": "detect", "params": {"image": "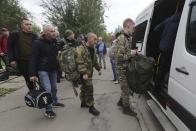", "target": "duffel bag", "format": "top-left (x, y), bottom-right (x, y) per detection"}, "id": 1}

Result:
top-left (24, 81), bottom-right (53, 109)
top-left (126, 54), bottom-right (155, 94)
